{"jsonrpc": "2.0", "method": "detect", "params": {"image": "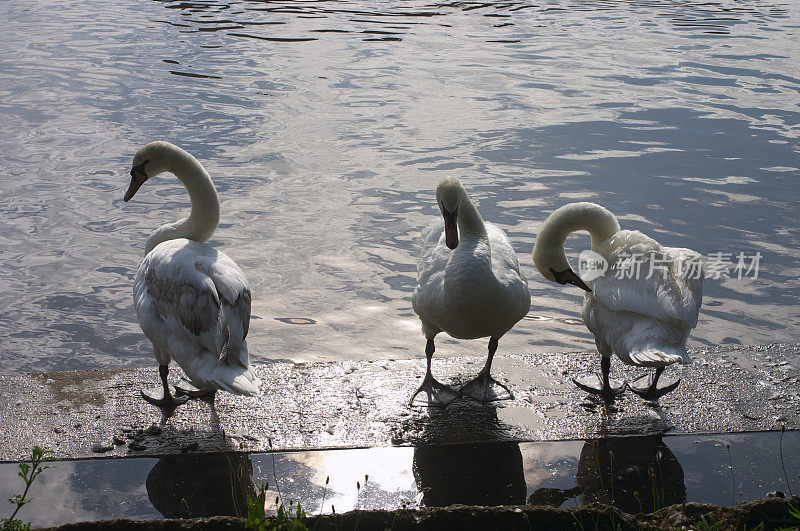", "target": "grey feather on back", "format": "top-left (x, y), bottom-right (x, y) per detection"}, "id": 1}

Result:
top-left (218, 289), bottom-right (251, 365)
top-left (145, 268), bottom-right (220, 336)
top-left (234, 289), bottom-right (251, 339)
